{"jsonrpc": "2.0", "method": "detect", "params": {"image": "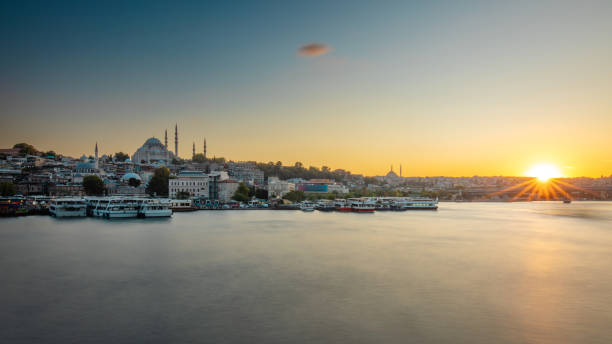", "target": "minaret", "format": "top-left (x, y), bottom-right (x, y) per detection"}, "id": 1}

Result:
top-left (192, 142), bottom-right (196, 158)
top-left (174, 123), bottom-right (178, 158)
top-left (400, 164), bottom-right (402, 177)
top-left (164, 129), bottom-right (168, 148)
top-left (203, 138), bottom-right (207, 160)
top-left (94, 142), bottom-right (99, 169)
